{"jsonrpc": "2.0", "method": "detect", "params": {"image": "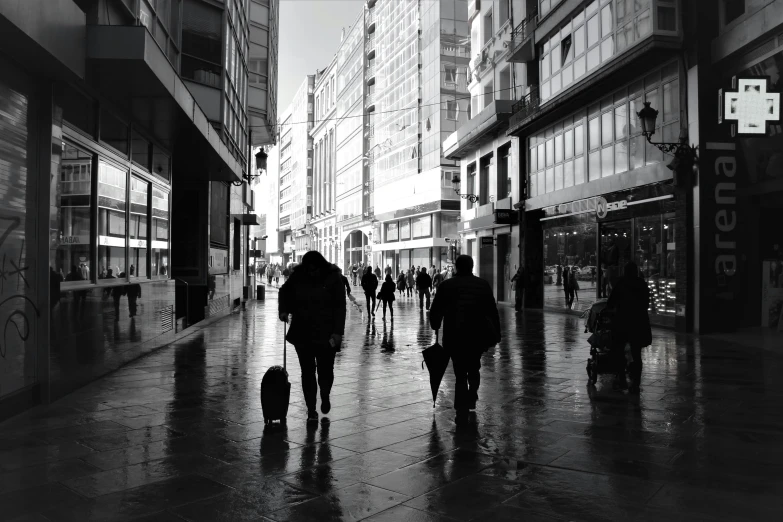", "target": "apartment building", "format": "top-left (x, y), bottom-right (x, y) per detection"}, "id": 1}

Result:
top-left (0, 0), bottom-right (277, 418)
top-left (443, 0), bottom-right (529, 303)
top-left (311, 59), bottom-right (339, 264)
top-left (277, 110), bottom-right (294, 264)
top-left (370, 0), bottom-right (470, 276)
